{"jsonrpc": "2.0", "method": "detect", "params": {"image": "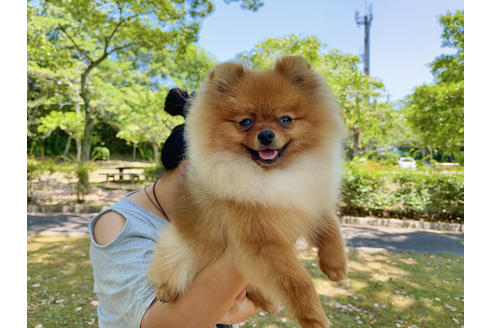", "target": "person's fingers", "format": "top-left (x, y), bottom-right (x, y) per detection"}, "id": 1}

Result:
top-left (218, 297), bottom-right (260, 324)
top-left (236, 288), bottom-right (247, 302)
